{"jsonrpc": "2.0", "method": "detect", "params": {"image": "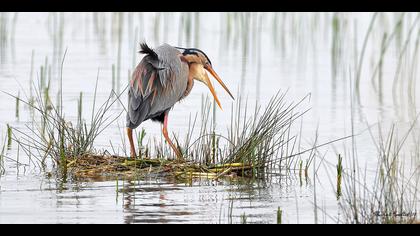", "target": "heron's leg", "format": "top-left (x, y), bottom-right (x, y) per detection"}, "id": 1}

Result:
top-left (162, 111), bottom-right (183, 159)
top-left (127, 128), bottom-right (136, 159)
